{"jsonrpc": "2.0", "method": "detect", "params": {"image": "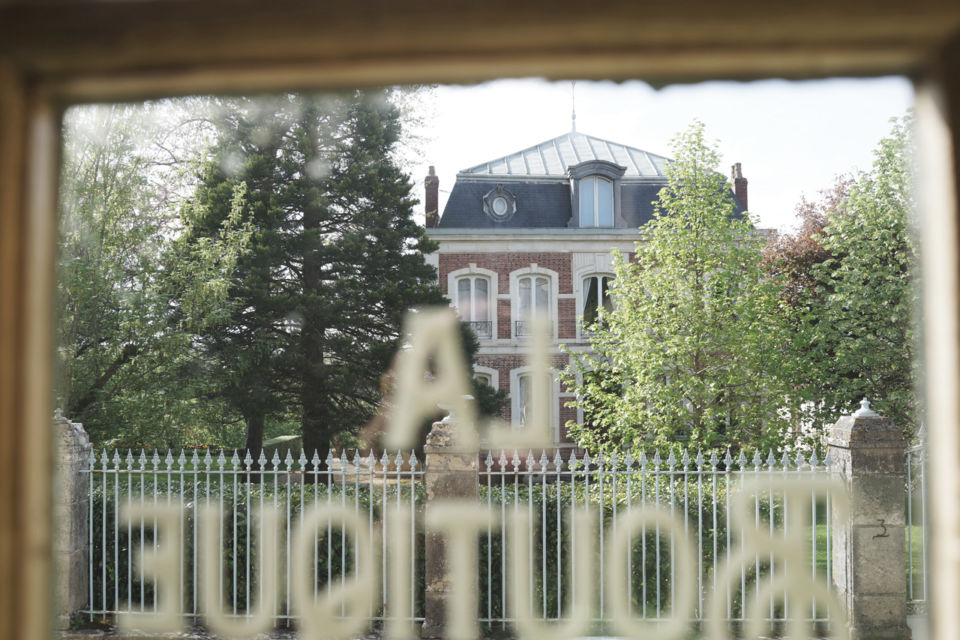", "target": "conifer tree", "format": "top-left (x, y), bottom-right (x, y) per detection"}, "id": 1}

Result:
top-left (187, 91), bottom-right (445, 456)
